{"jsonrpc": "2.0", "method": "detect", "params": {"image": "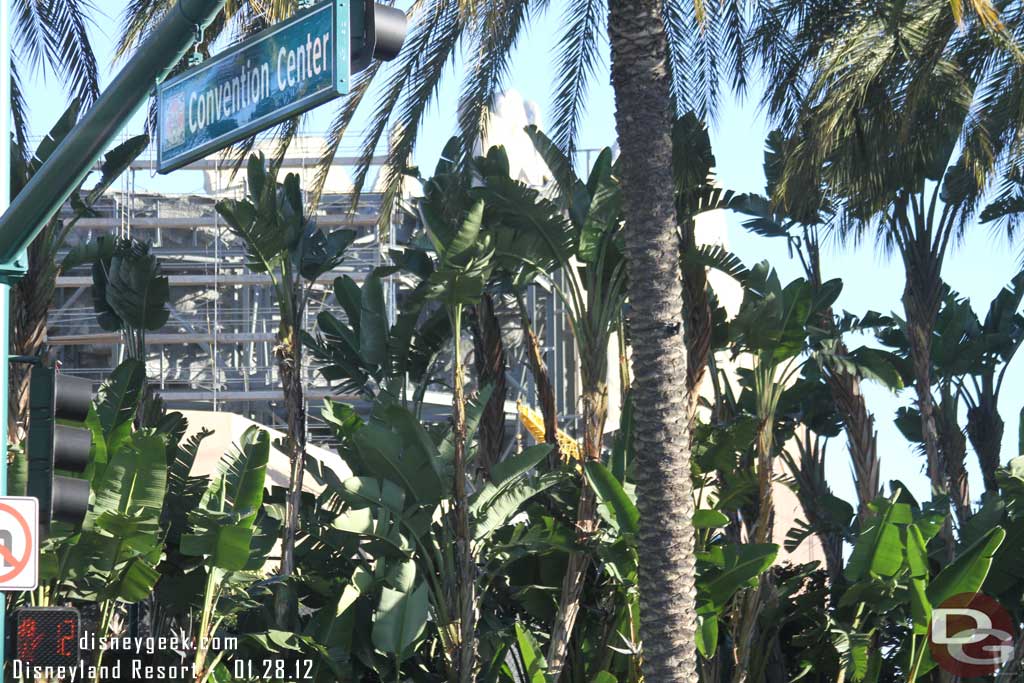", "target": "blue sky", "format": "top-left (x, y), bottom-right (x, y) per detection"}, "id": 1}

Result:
top-left (18, 0), bottom-right (1024, 506)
